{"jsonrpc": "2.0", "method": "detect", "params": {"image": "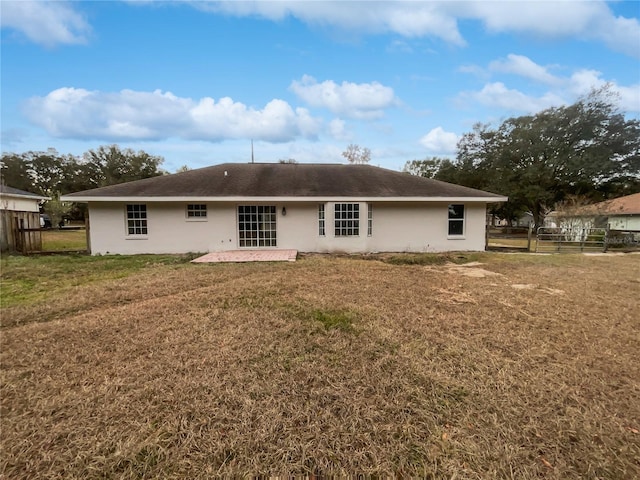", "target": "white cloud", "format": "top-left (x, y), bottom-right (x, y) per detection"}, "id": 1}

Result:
top-left (489, 54), bottom-right (560, 86)
top-left (327, 119), bottom-right (350, 141)
top-left (195, 1), bottom-right (466, 45)
top-left (463, 1), bottom-right (640, 58)
top-left (386, 39), bottom-right (413, 53)
top-left (192, 1), bottom-right (639, 58)
top-left (457, 64), bottom-right (489, 79)
top-left (458, 56), bottom-right (640, 114)
top-left (419, 127), bottom-right (459, 154)
top-left (568, 70), bottom-right (640, 113)
top-left (24, 88), bottom-right (323, 142)
top-left (0, 1), bottom-right (90, 47)
top-left (290, 75), bottom-right (397, 120)
top-left (459, 82), bottom-right (566, 113)
top-left (4, 1), bottom-right (637, 57)
top-left (465, 1), bottom-right (602, 36)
